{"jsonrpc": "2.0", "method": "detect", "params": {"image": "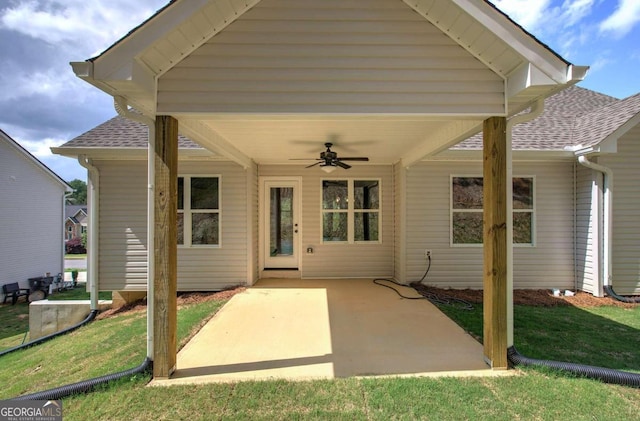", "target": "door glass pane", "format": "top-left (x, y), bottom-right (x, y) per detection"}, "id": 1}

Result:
top-left (323, 213), bottom-right (348, 242)
top-left (322, 180), bottom-right (348, 209)
top-left (270, 187), bottom-right (293, 256)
